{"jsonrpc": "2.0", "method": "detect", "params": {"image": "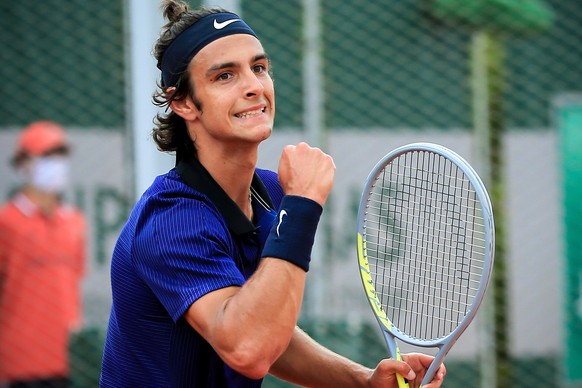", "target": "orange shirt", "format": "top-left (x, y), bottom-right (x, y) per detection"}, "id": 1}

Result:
top-left (0, 193), bottom-right (85, 382)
